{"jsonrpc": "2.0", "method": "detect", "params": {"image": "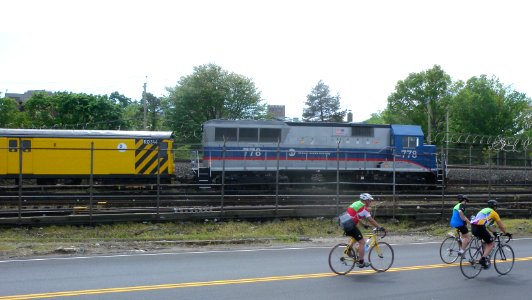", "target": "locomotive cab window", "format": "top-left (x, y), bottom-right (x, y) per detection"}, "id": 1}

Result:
top-left (158, 141), bottom-right (168, 158)
top-left (259, 128), bottom-right (281, 143)
top-left (402, 136), bottom-right (419, 148)
top-left (239, 128), bottom-right (258, 142)
top-left (215, 128), bottom-right (237, 142)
